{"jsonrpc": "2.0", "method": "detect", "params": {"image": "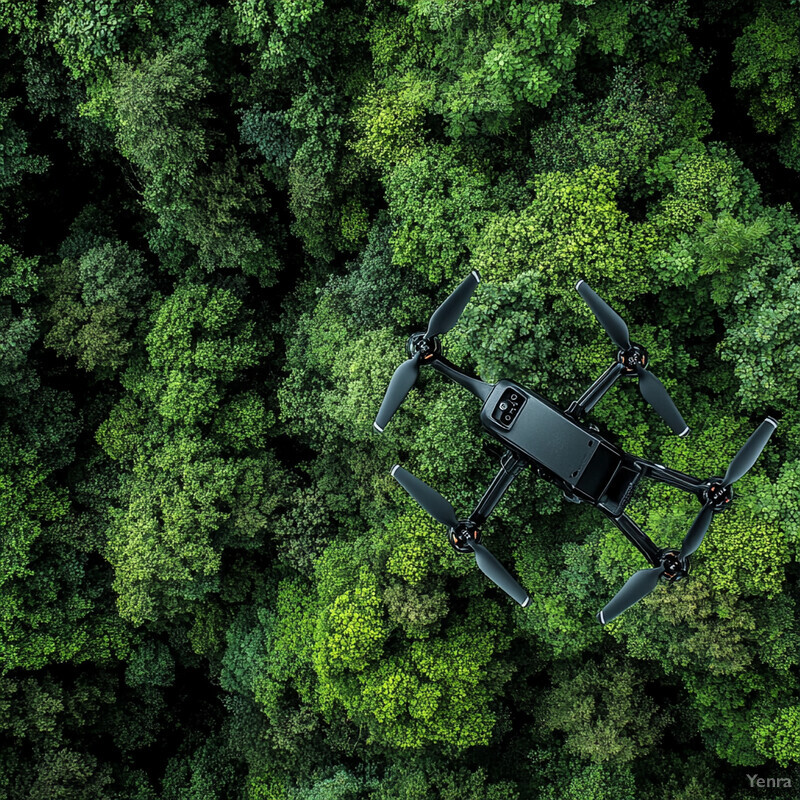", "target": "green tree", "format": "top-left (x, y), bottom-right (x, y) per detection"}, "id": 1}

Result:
top-left (97, 282), bottom-right (285, 624)
top-left (732, 0), bottom-right (800, 170)
top-left (113, 45), bottom-right (212, 186)
top-left (540, 656), bottom-right (669, 763)
top-left (43, 239), bottom-right (150, 374)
